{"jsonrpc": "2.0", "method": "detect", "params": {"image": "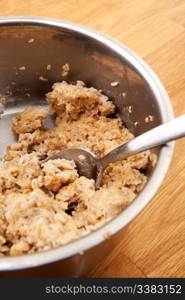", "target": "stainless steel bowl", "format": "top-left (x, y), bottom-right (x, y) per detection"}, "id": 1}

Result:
top-left (0, 17), bottom-right (174, 277)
